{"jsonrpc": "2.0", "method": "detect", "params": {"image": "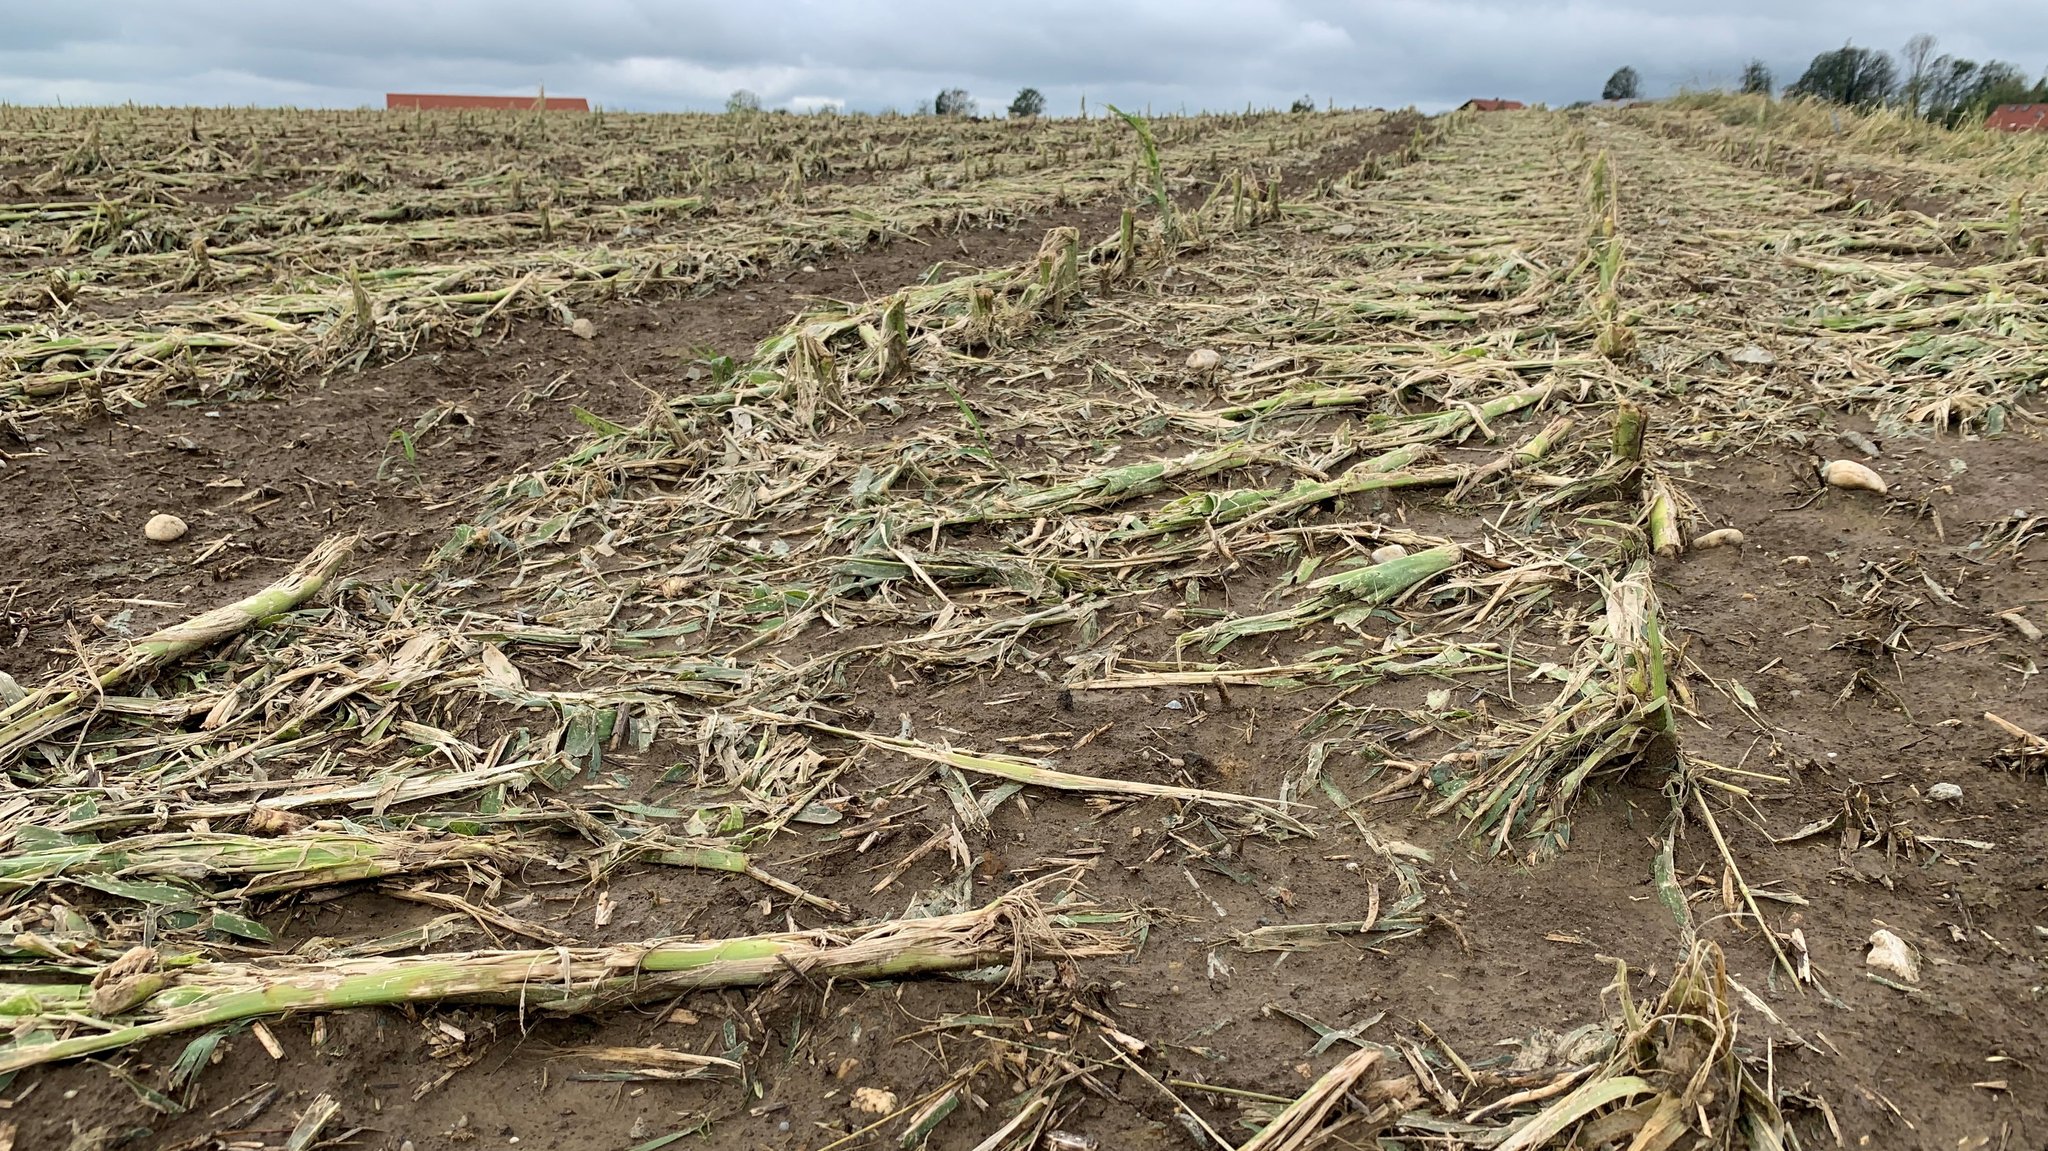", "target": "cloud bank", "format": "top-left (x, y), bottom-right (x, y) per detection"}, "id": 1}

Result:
top-left (1, 1), bottom-right (2043, 113)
